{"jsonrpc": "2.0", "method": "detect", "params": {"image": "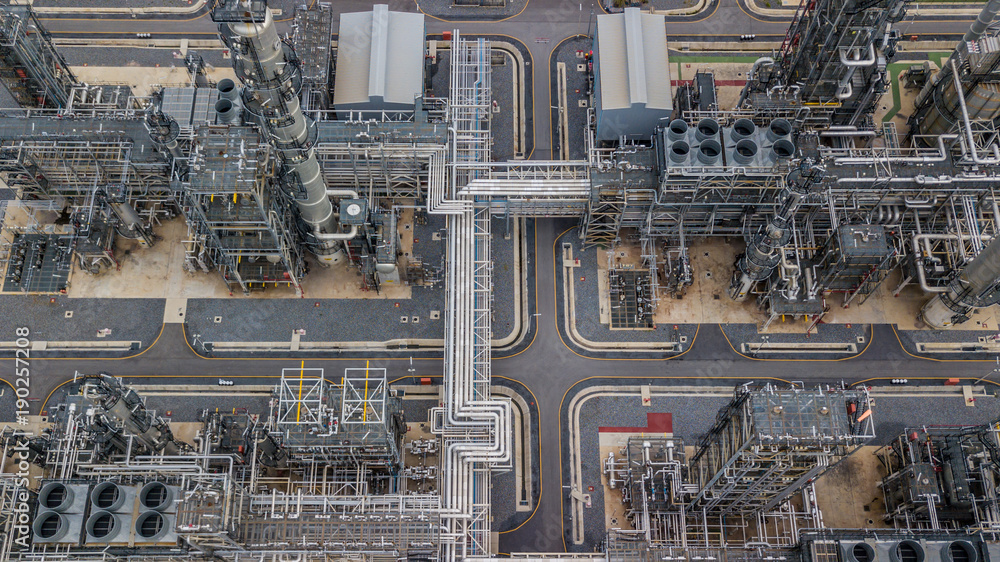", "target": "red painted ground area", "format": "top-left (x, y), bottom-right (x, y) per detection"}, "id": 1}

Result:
top-left (599, 412), bottom-right (672, 434)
